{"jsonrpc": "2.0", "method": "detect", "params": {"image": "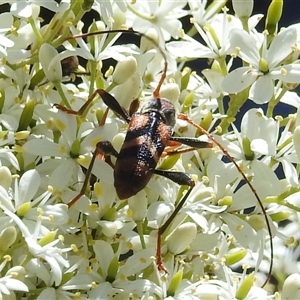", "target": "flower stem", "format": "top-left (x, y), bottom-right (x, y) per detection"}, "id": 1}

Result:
top-left (266, 84), bottom-right (287, 117)
top-left (54, 81), bottom-right (71, 109)
top-left (219, 89), bottom-right (249, 133)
